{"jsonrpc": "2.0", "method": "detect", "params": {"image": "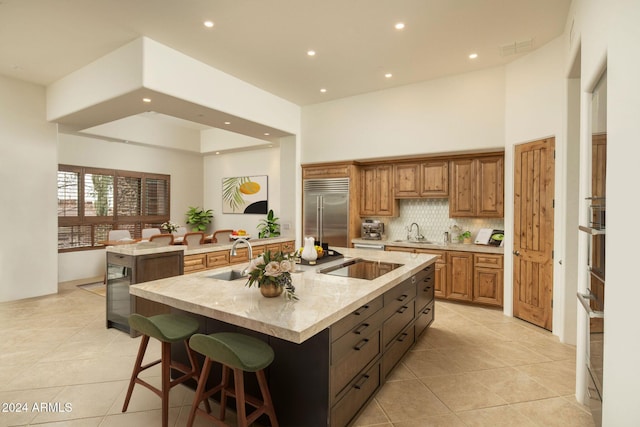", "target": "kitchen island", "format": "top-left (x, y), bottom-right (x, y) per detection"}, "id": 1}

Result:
top-left (130, 248), bottom-right (436, 427)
